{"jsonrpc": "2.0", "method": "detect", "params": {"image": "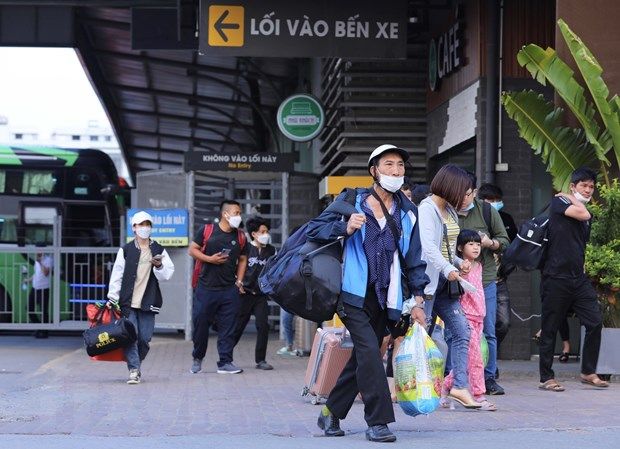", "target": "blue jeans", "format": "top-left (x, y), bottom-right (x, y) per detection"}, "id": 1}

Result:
top-left (427, 279), bottom-right (471, 389)
top-left (483, 281), bottom-right (498, 381)
top-left (281, 309), bottom-right (294, 346)
top-left (124, 308), bottom-right (156, 371)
